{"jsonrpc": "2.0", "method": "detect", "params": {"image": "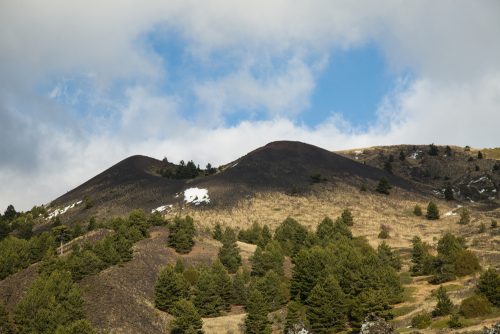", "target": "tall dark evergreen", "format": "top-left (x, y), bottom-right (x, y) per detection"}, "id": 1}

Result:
top-left (411, 236), bottom-right (433, 275)
top-left (433, 286), bottom-right (453, 316)
top-left (14, 270), bottom-right (87, 334)
top-left (154, 265), bottom-right (189, 312)
top-left (477, 269), bottom-right (500, 306)
top-left (305, 276), bottom-right (347, 334)
top-left (429, 143), bottom-right (439, 156)
top-left (244, 289), bottom-right (271, 334)
top-left (170, 299), bottom-right (204, 334)
top-left (273, 217), bottom-right (308, 257)
top-left (251, 240), bottom-right (284, 276)
top-left (193, 268), bottom-right (224, 317)
top-left (340, 209), bottom-right (354, 226)
top-left (168, 216), bottom-right (196, 254)
top-left (377, 242), bottom-right (402, 271)
top-left (426, 201), bottom-right (440, 220)
top-left (218, 227), bottom-right (241, 273)
top-left (376, 177), bottom-right (391, 195)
